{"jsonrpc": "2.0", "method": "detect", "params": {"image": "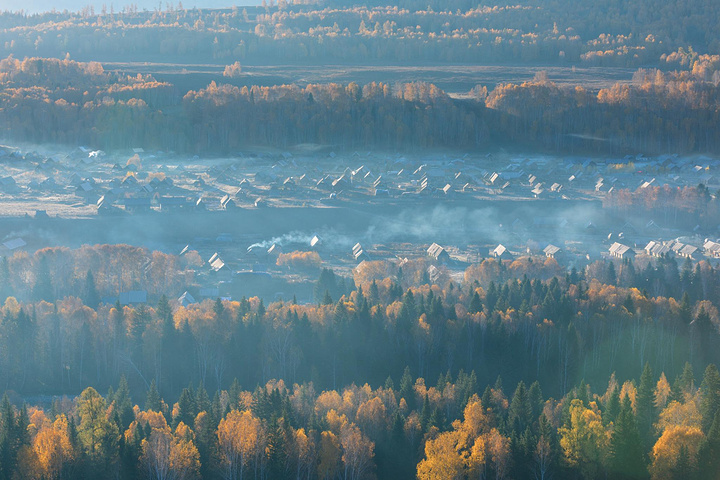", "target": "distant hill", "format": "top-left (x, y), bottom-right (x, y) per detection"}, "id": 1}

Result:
top-left (4, 0), bottom-right (262, 14)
